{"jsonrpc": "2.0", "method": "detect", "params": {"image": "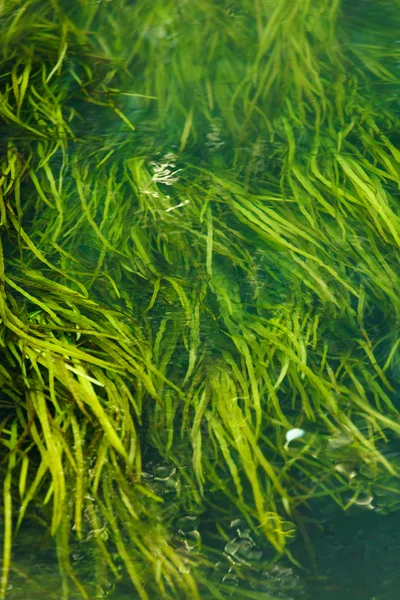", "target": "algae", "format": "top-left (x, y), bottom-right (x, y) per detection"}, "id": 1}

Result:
top-left (1, 0), bottom-right (400, 598)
